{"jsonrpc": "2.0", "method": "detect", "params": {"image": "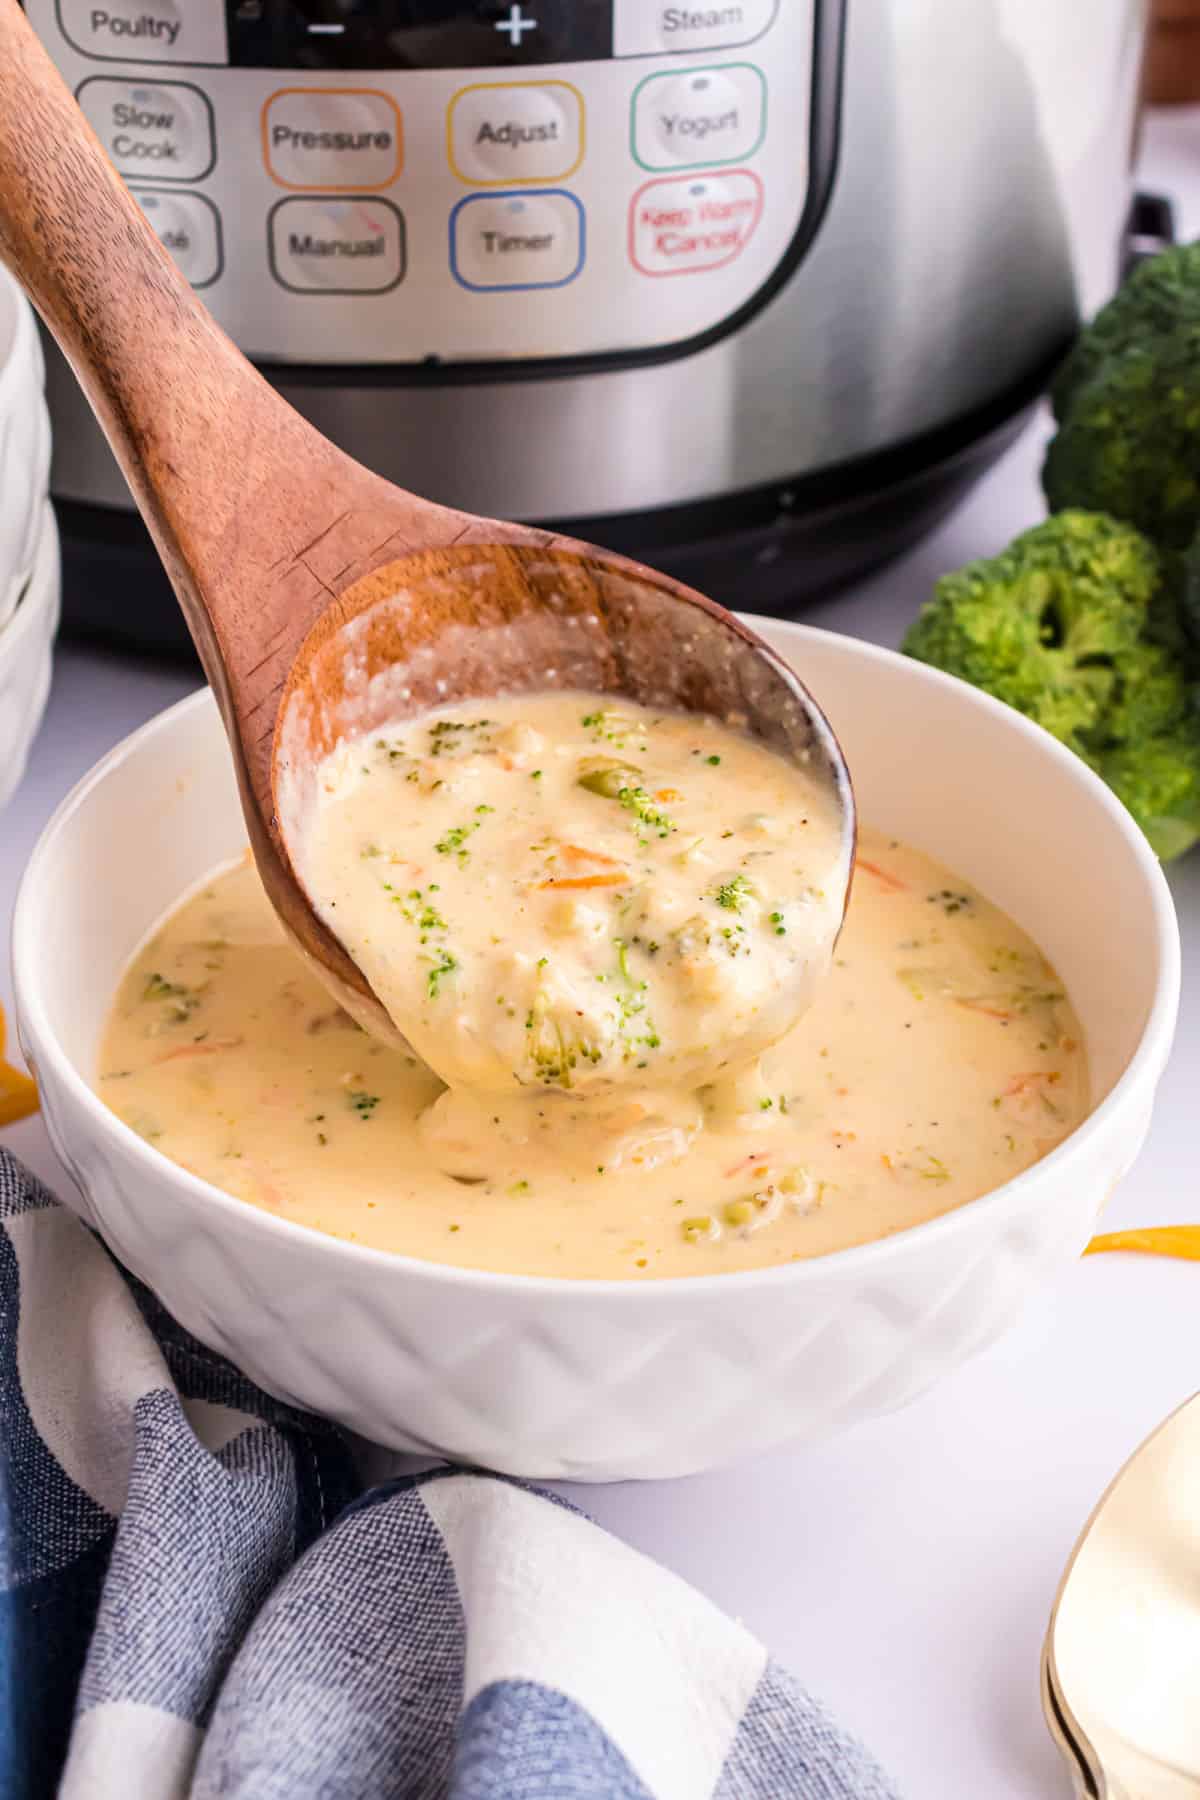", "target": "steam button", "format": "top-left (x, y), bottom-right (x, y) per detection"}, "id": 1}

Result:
top-left (76, 78), bottom-right (216, 183)
top-left (57, 0), bottom-right (228, 64)
top-left (614, 0), bottom-right (779, 57)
